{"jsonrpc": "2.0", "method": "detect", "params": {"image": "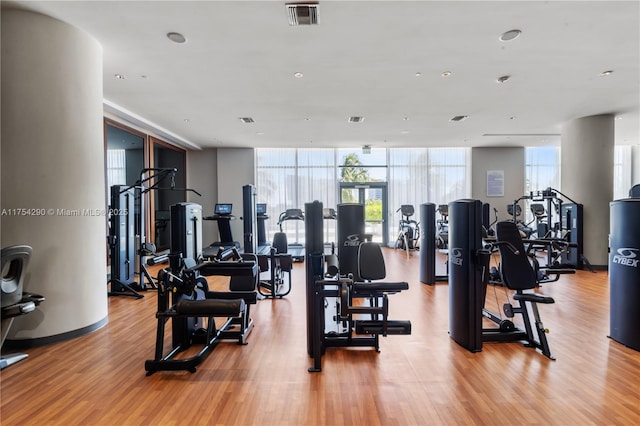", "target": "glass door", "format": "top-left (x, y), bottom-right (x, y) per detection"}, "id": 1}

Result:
top-left (339, 182), bottom-right (388, 245)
